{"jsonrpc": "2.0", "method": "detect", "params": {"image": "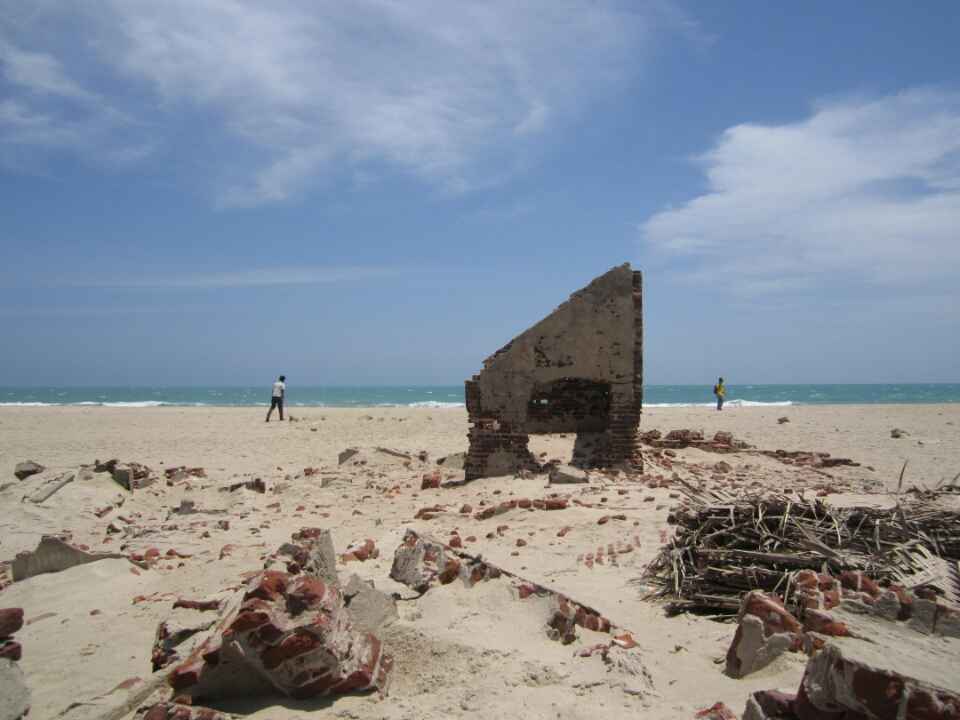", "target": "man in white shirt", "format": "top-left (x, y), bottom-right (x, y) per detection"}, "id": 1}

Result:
top-left (266, 375), bottom-right (286, 422)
